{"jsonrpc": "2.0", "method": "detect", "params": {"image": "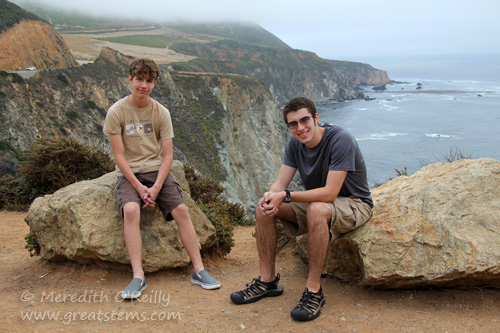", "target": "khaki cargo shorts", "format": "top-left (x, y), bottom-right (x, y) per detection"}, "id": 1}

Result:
top-left (279, 196), bottom-right (373, 242)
